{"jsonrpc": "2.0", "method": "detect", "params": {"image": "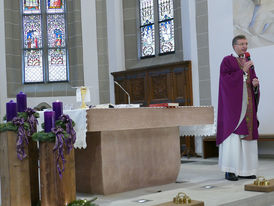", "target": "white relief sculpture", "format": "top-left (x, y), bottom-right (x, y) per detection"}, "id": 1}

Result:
top-left (234, 0), bottom-right (274, 48)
